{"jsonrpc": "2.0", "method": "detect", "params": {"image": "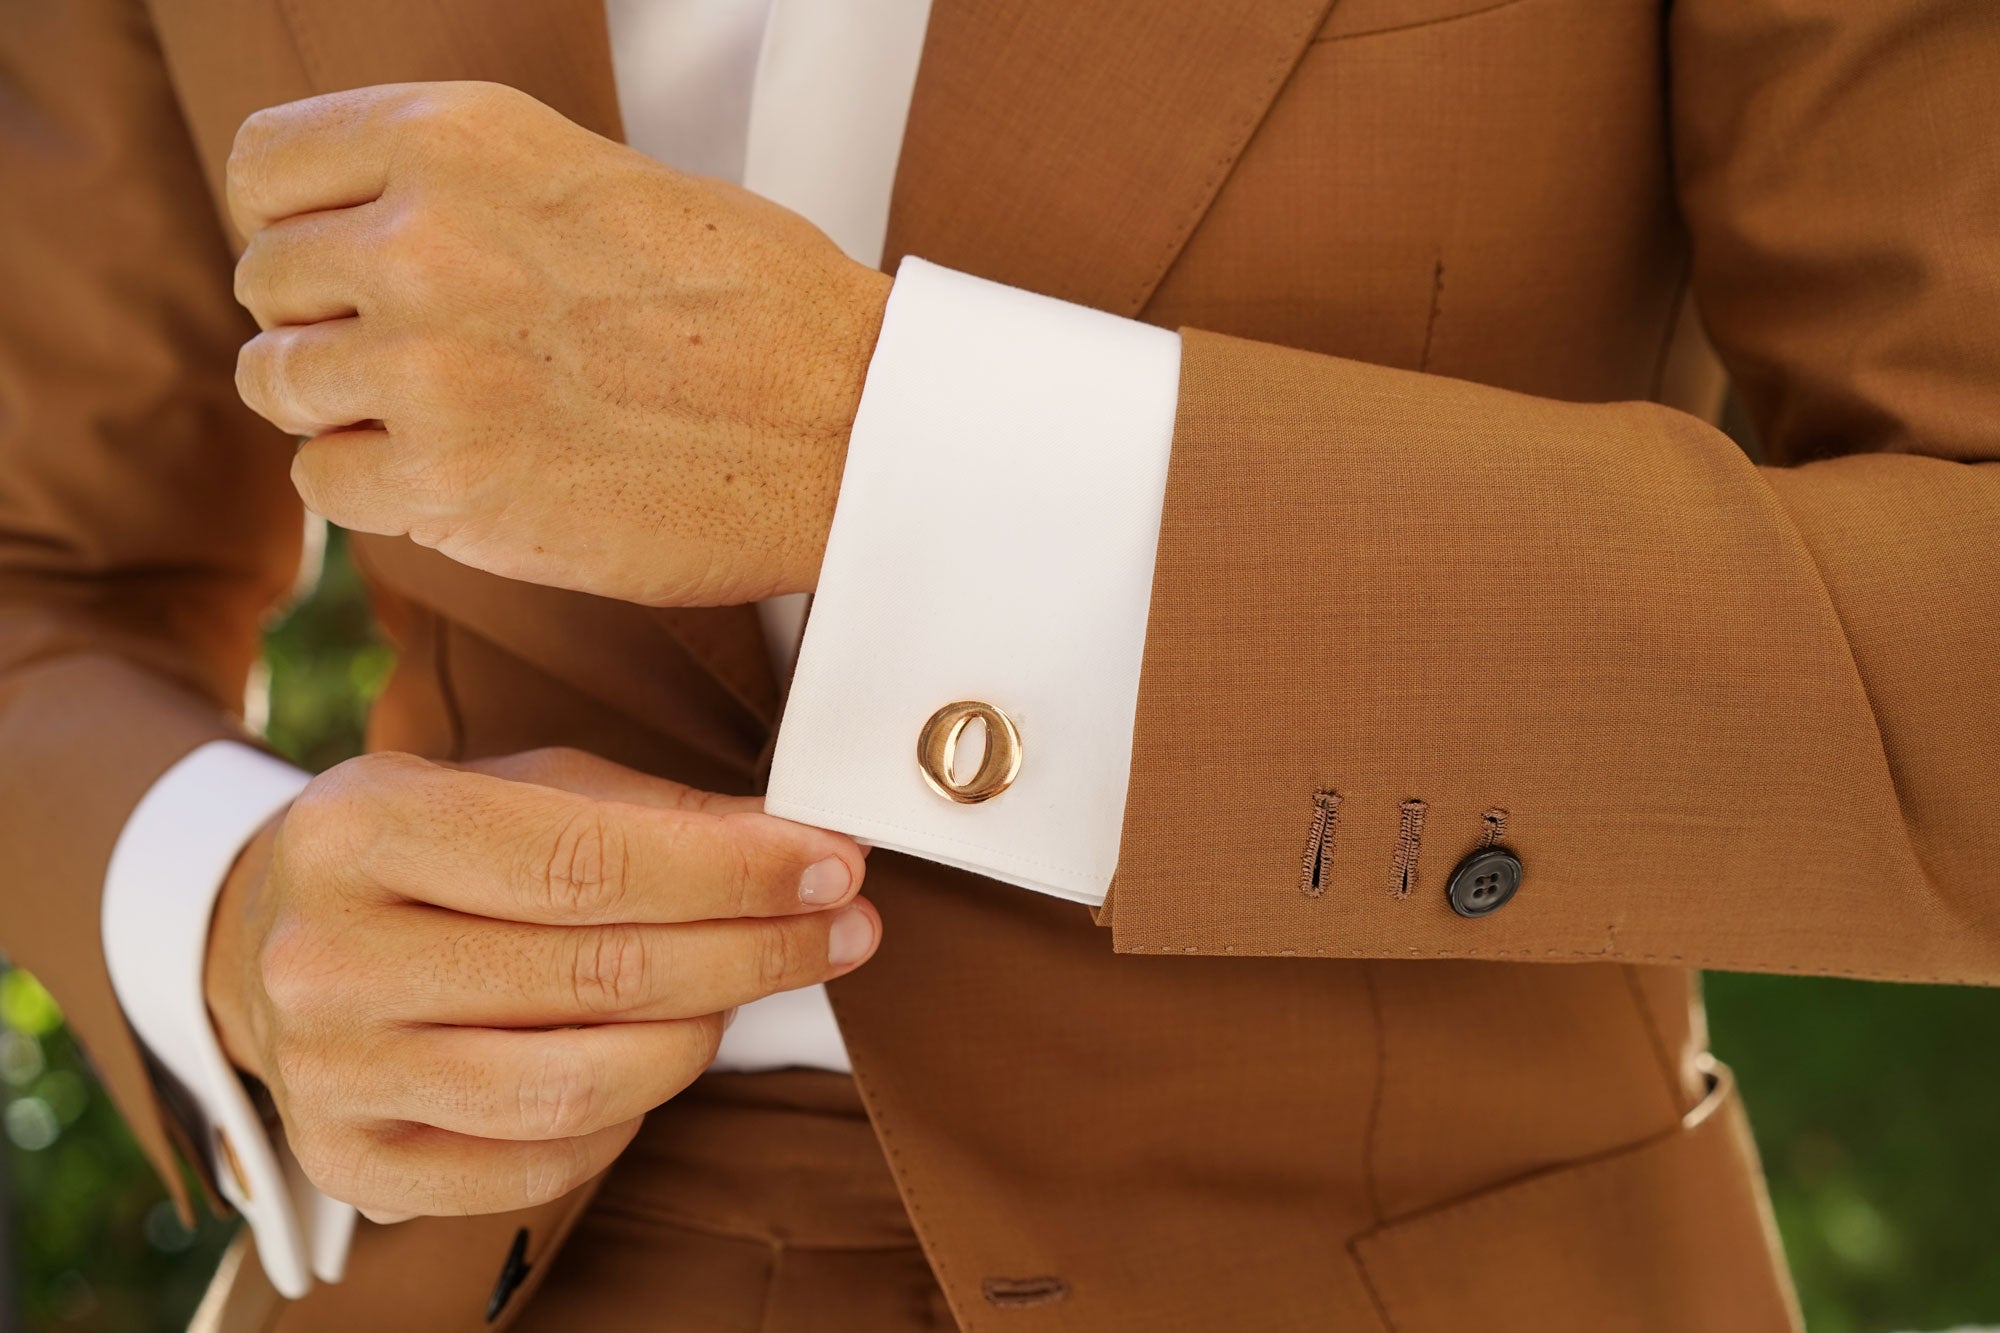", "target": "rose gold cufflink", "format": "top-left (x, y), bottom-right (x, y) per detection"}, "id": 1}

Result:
top-left (917, 701), bottom-right (1021, 804)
